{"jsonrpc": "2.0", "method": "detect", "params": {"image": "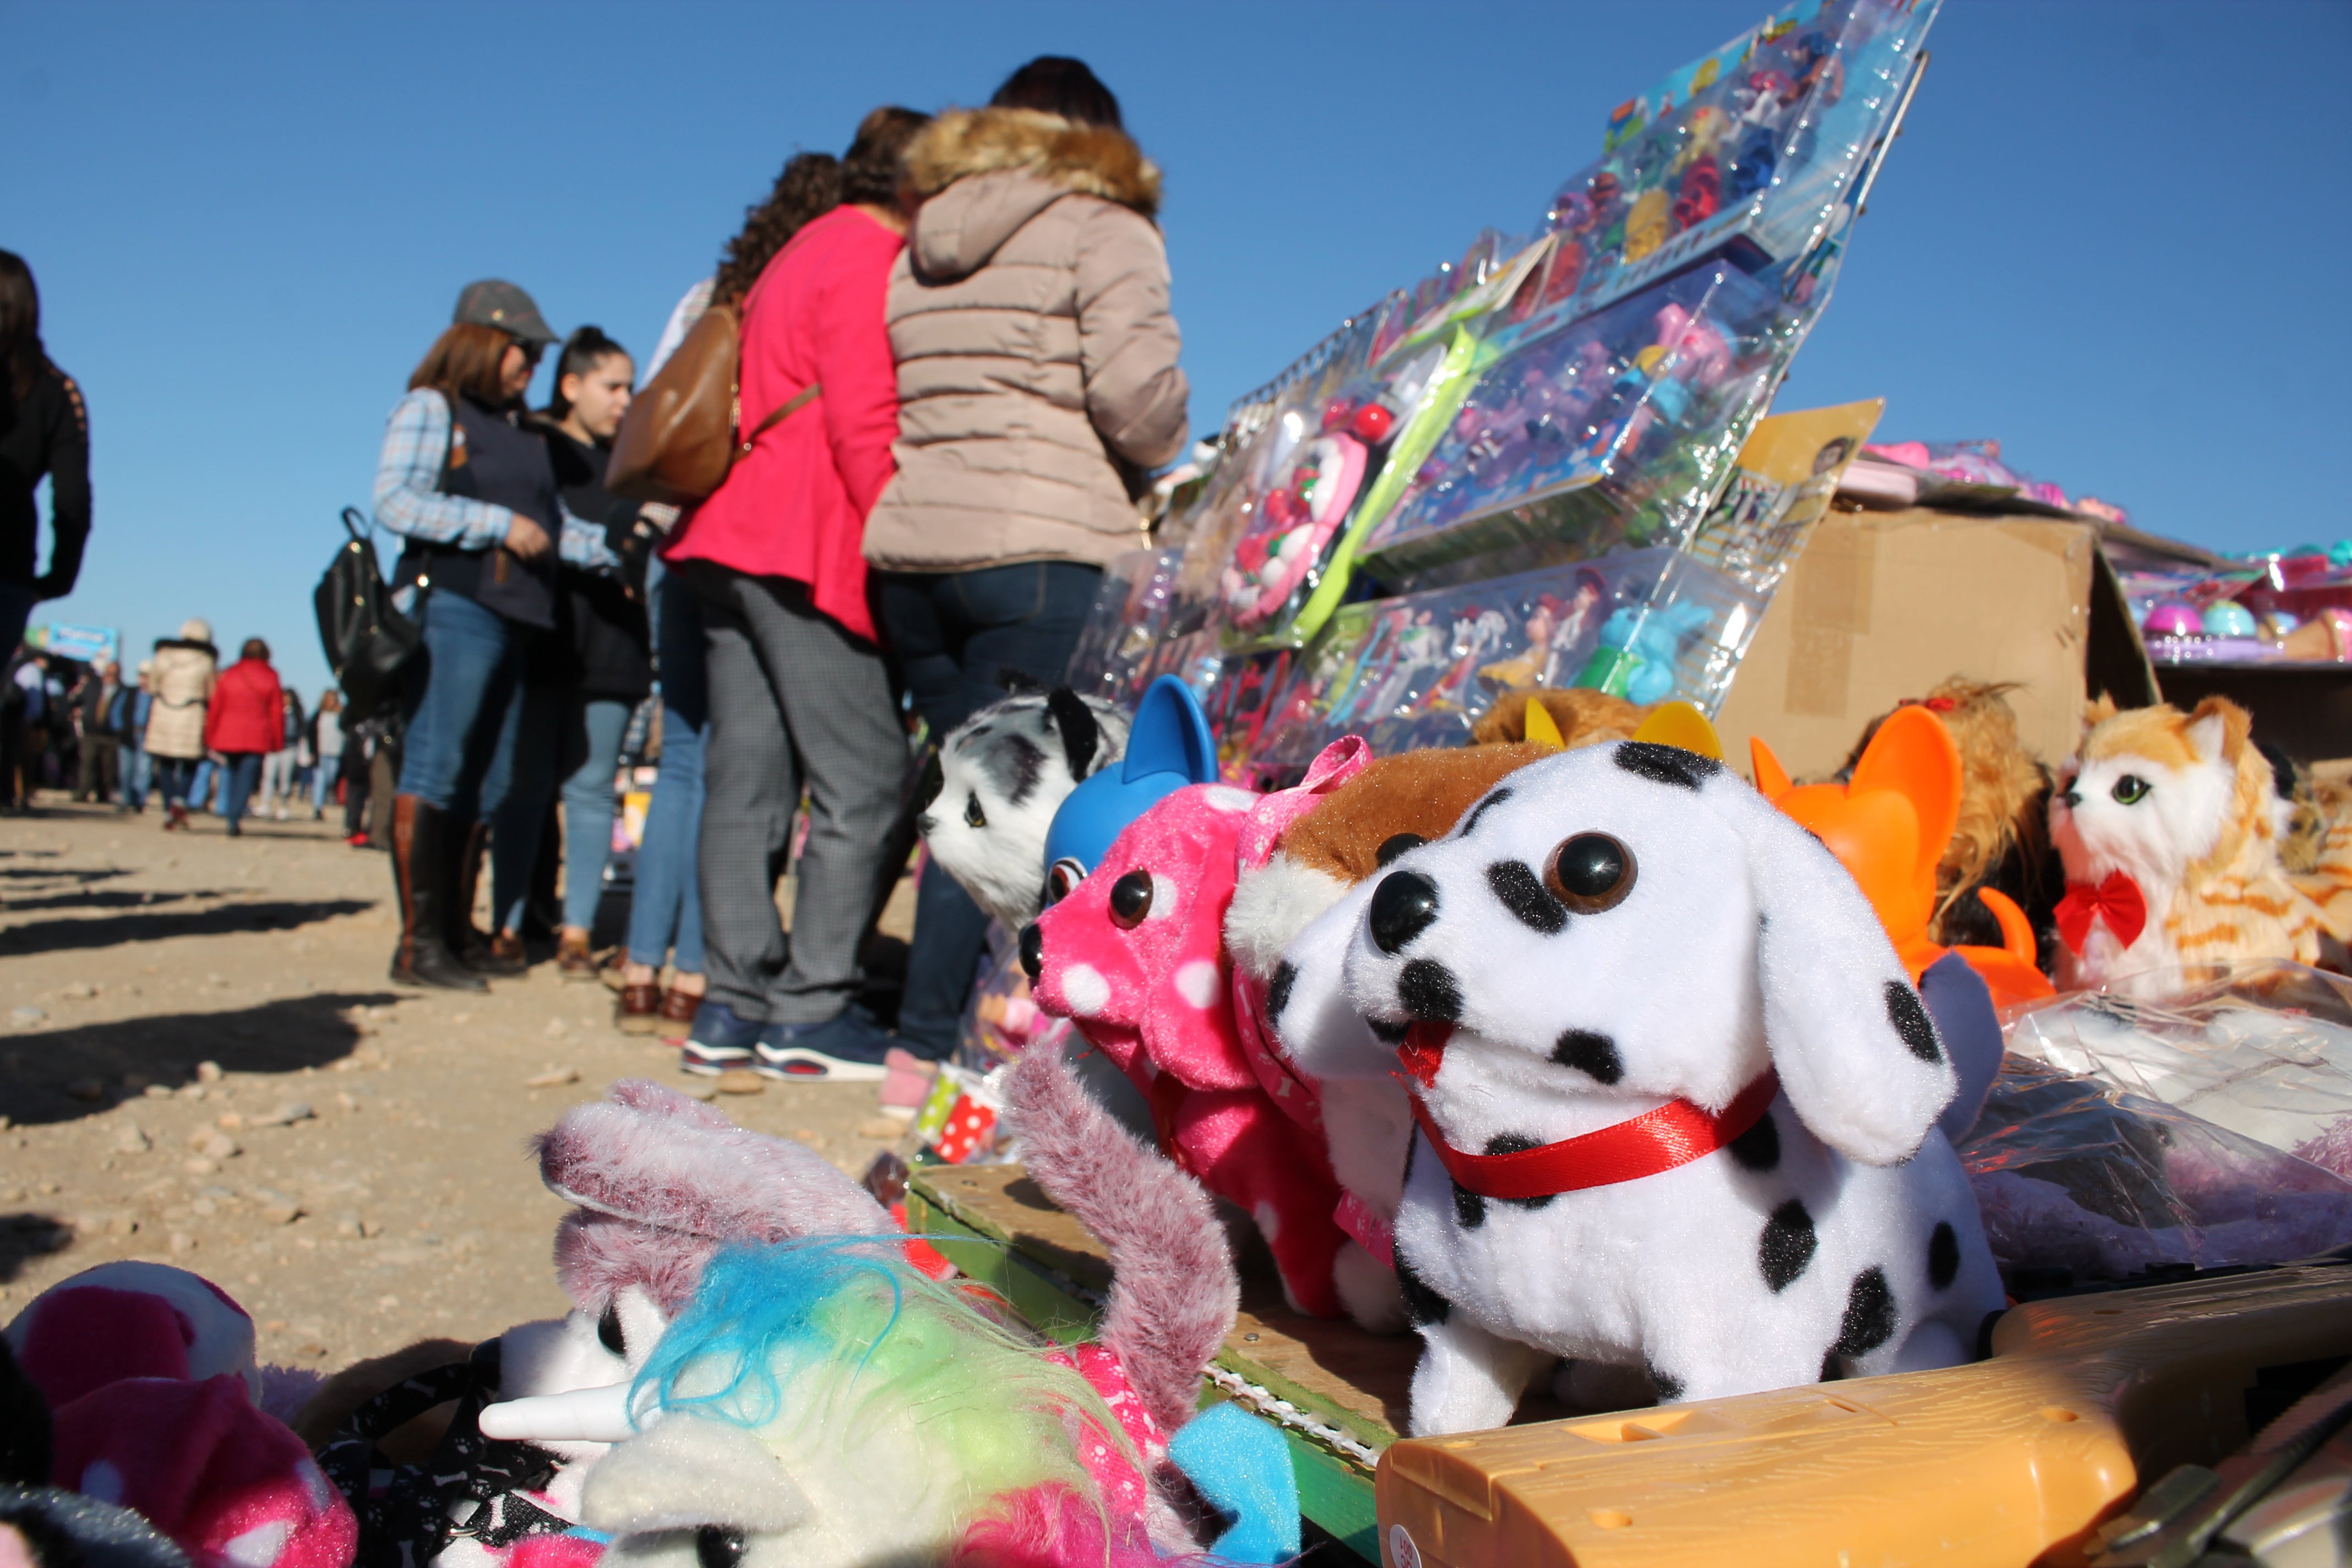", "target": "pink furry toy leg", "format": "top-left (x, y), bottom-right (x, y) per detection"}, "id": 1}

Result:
top-left (1172, 1084), bottom-right (1350, 1319)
